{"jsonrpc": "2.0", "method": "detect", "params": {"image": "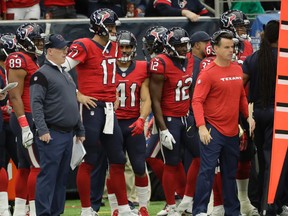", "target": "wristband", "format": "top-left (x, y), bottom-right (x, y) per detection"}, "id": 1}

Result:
top-left (18, 115), bottom-right (29, 128)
